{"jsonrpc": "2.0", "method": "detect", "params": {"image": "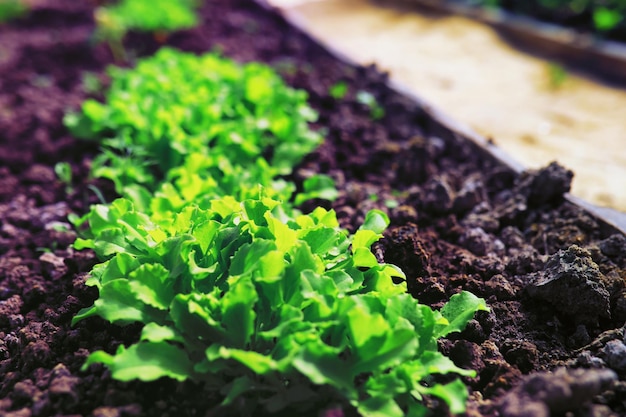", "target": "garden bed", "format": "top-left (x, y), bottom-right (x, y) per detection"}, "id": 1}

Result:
top-left (1, 0), bottom-right (626, 416)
